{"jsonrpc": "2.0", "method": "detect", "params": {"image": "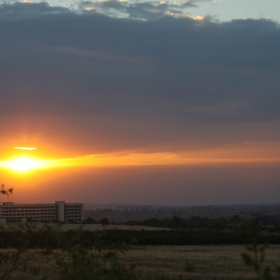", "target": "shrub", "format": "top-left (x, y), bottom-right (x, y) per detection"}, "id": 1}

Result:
top-left (184, 261), bottom-right (194, 272)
